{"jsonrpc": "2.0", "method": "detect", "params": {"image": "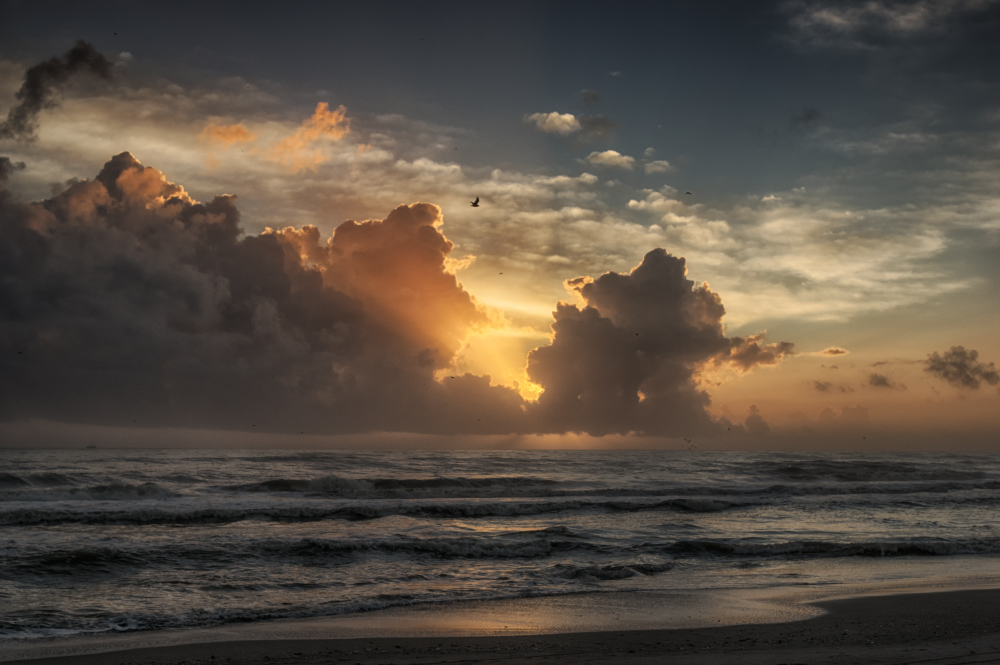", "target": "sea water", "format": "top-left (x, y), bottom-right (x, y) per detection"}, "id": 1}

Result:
top-left (1, 449), bottom-right (998, 641)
